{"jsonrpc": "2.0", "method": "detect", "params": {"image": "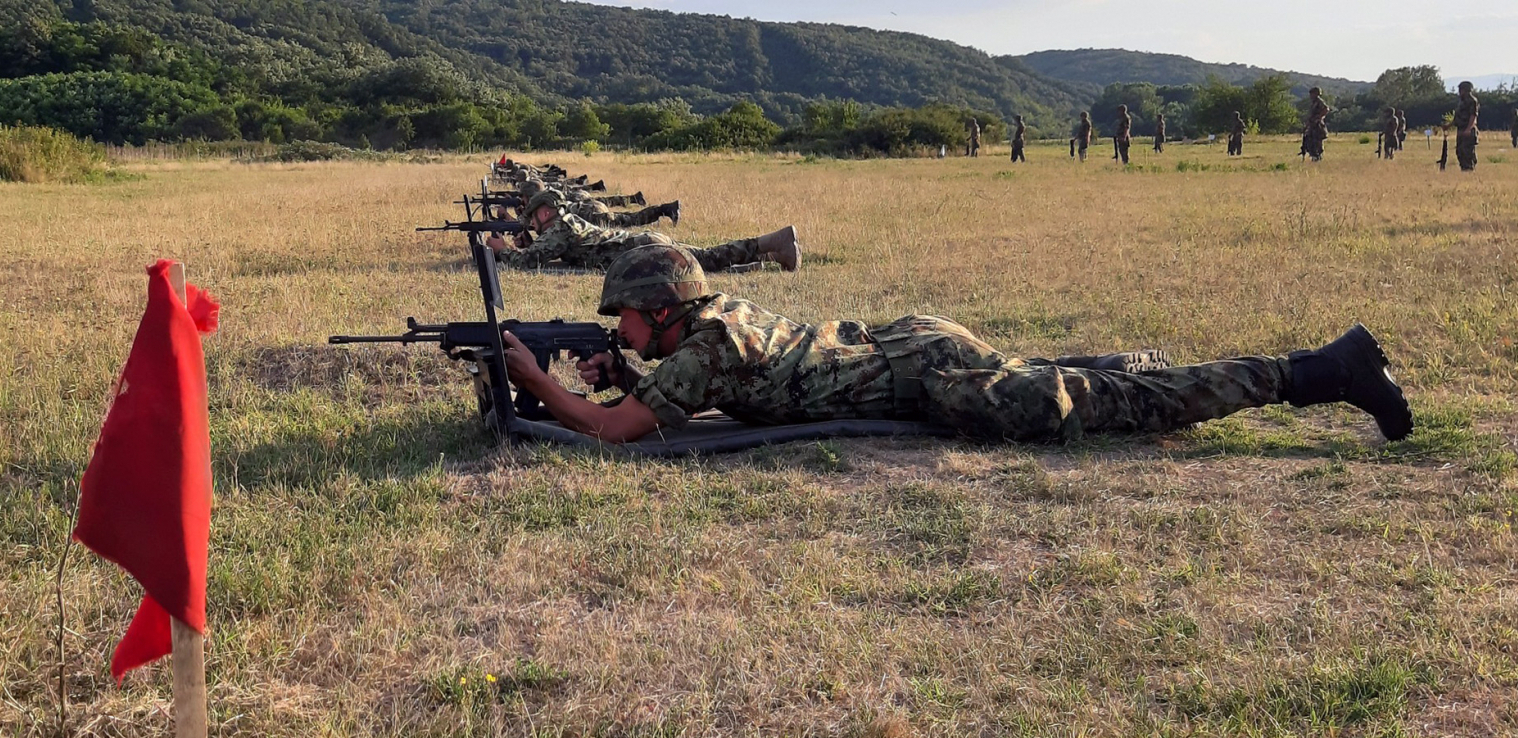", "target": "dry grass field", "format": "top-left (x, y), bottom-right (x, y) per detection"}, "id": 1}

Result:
top-left (3, 135), bottom-right (1517, 737)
